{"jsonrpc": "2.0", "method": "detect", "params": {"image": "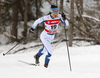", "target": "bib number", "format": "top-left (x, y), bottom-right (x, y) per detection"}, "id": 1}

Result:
top-left (51, 25), bottom-right (57, 30)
